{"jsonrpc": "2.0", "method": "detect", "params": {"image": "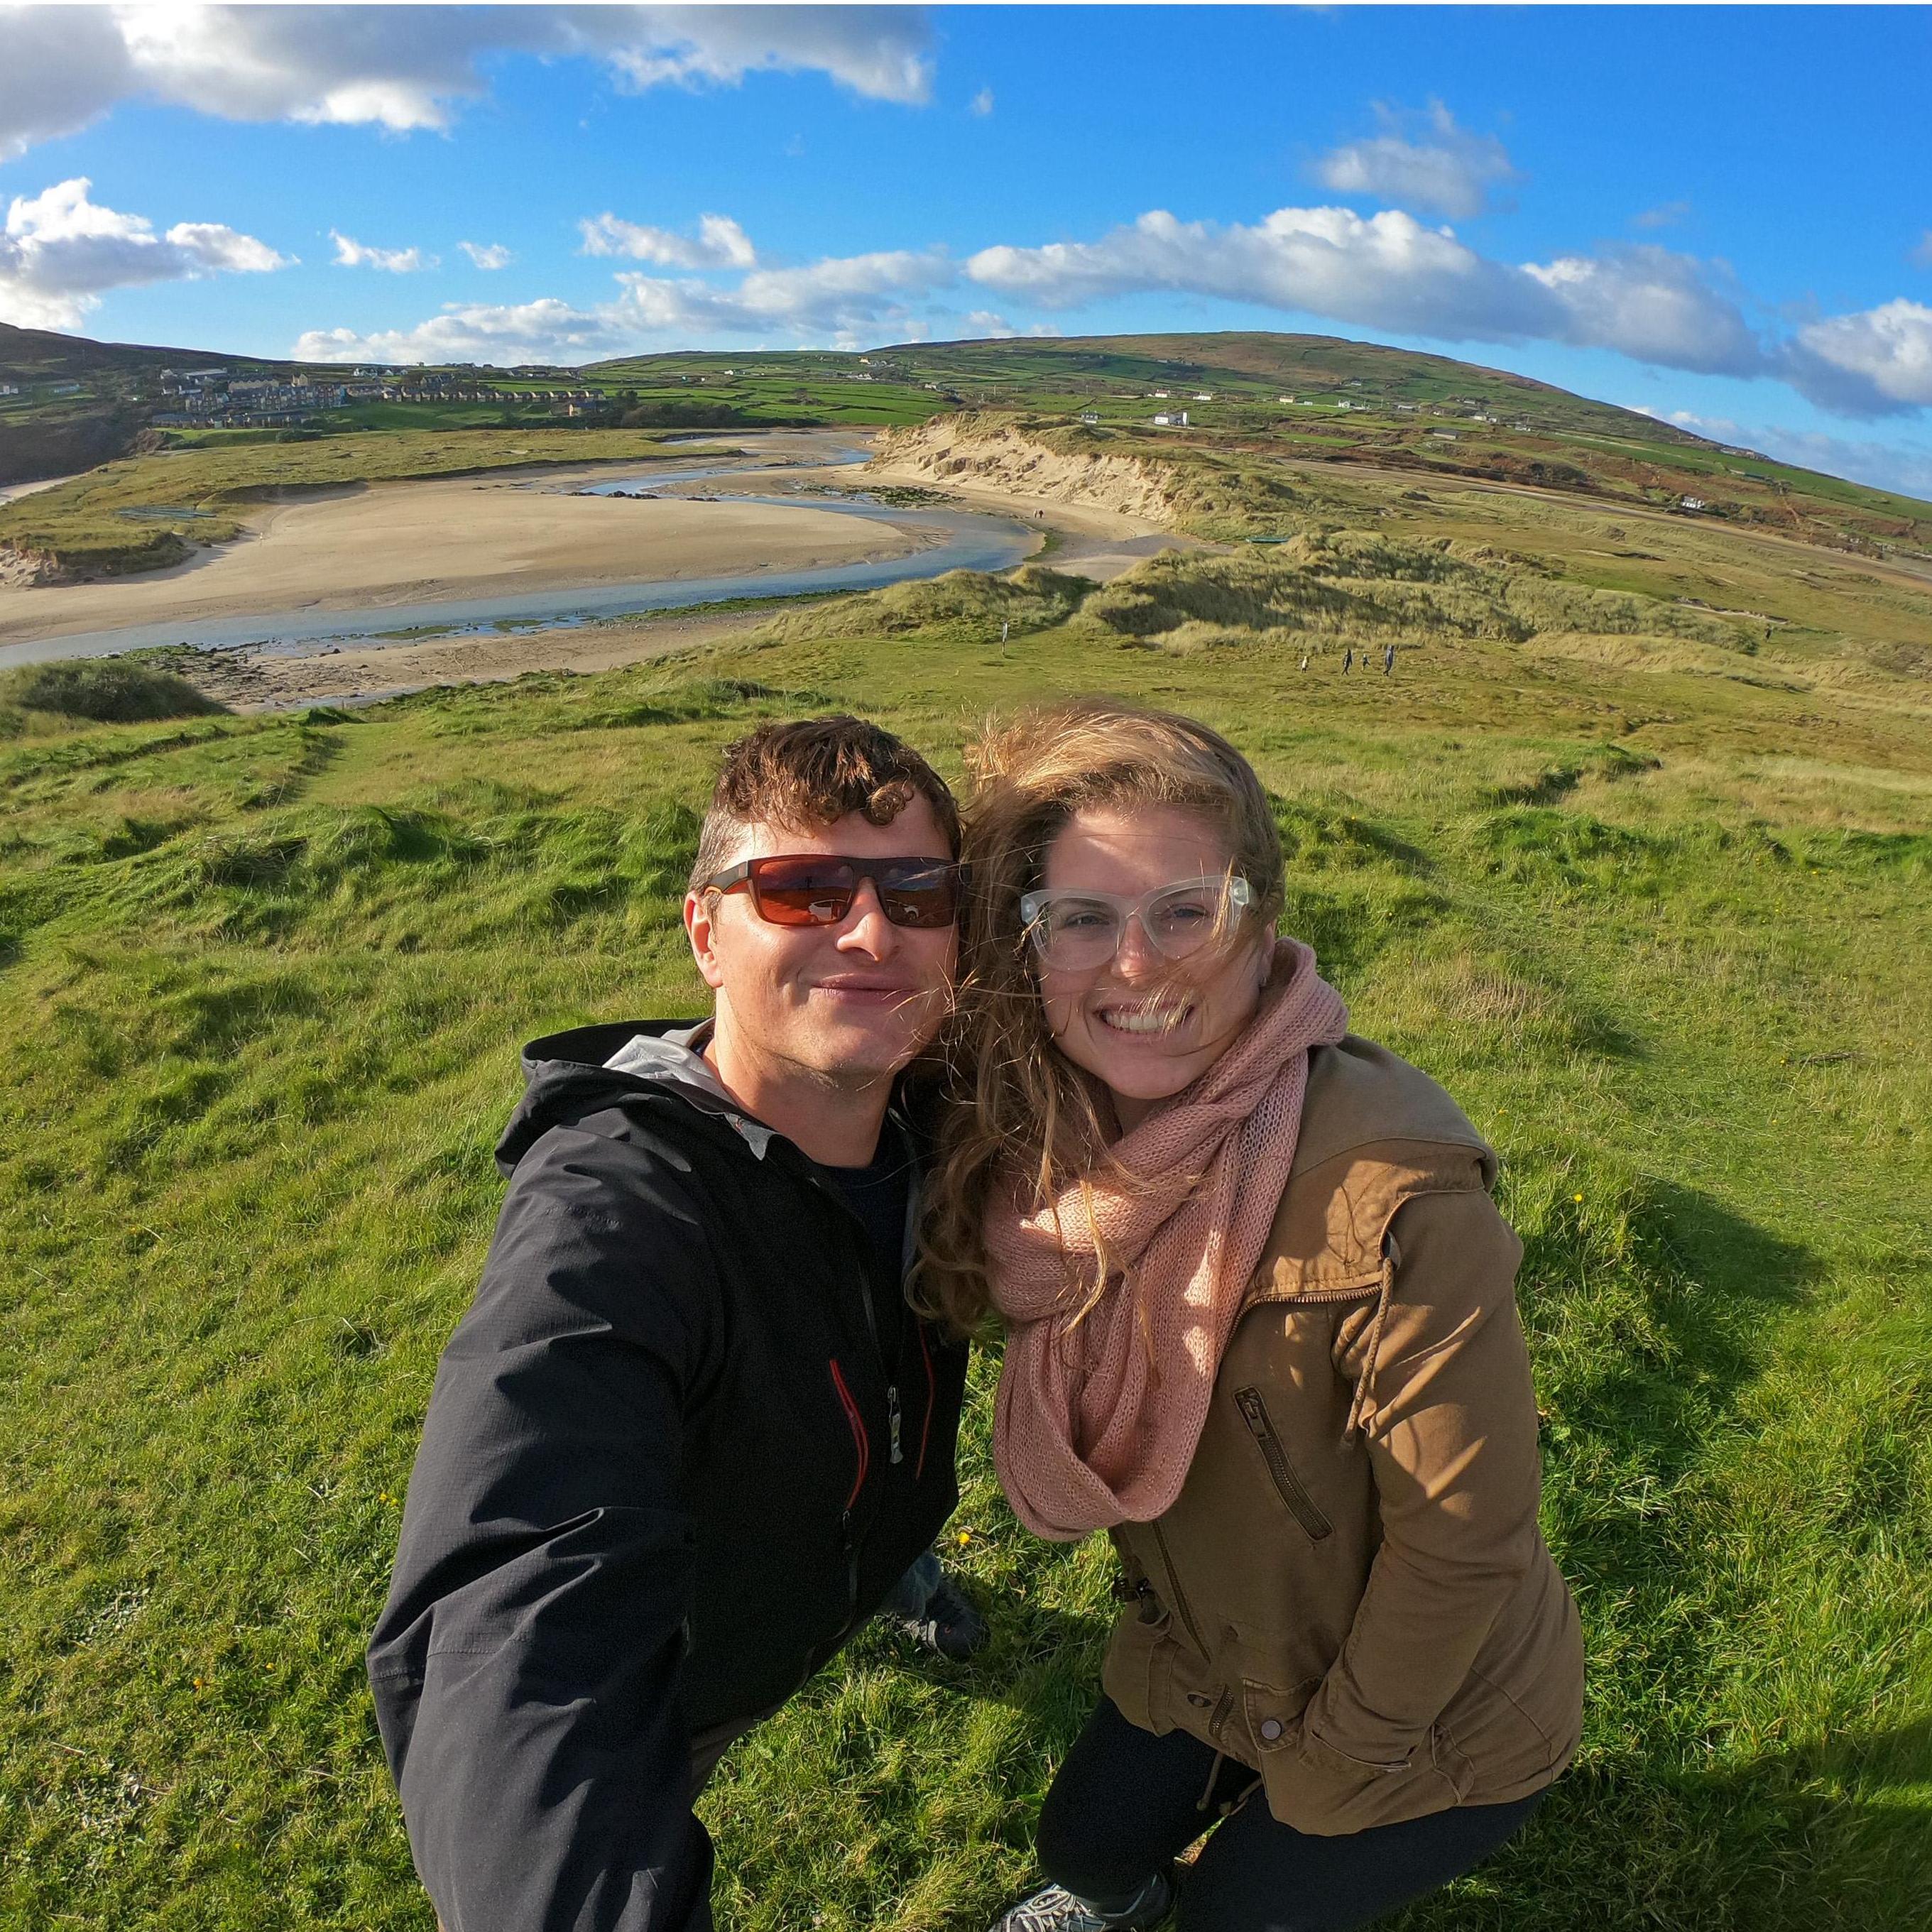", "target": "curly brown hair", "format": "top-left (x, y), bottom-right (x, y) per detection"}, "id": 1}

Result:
top-left (688, 714), bottom-right (961, 890)
top-left (917, 699), bottom-right (1284, 1336)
